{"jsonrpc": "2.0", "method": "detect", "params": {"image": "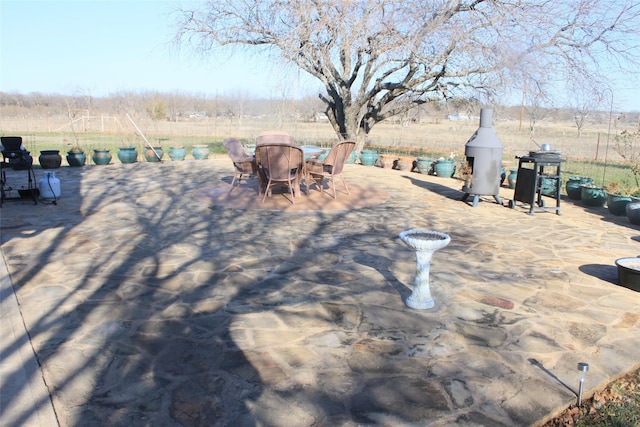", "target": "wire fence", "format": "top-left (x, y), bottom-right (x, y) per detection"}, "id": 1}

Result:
top-left (0, 112), bottom-right (631, 164)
